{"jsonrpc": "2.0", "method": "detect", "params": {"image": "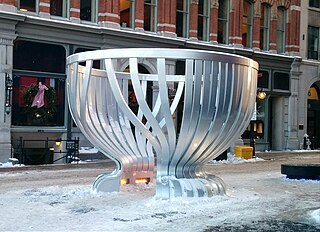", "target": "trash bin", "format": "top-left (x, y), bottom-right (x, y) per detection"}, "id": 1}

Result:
top-left (234, 146), bottom-right (253, 159)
